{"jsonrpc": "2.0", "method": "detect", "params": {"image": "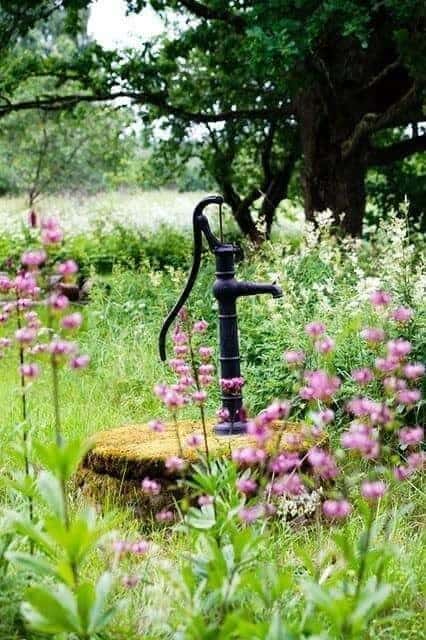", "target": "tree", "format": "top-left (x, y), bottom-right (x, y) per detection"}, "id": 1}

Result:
top-left (0, 1), bottom-right (425, 237)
